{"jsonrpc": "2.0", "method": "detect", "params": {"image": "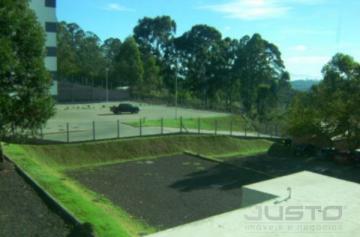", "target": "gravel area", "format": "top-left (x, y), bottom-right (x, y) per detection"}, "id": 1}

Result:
top-left (68, 155), bottom-right (270, 230)
top-left (0, 161), bottom-right (72, 237)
